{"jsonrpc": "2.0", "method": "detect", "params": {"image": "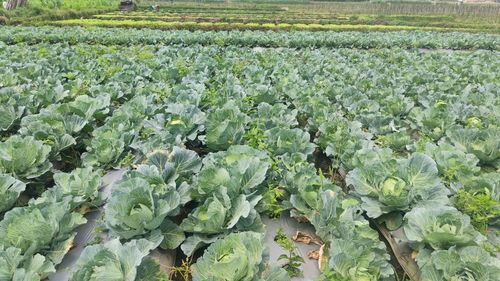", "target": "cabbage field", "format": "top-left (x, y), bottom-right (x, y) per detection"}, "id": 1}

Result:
top-left (0, 26), bottom-right (499, 281)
